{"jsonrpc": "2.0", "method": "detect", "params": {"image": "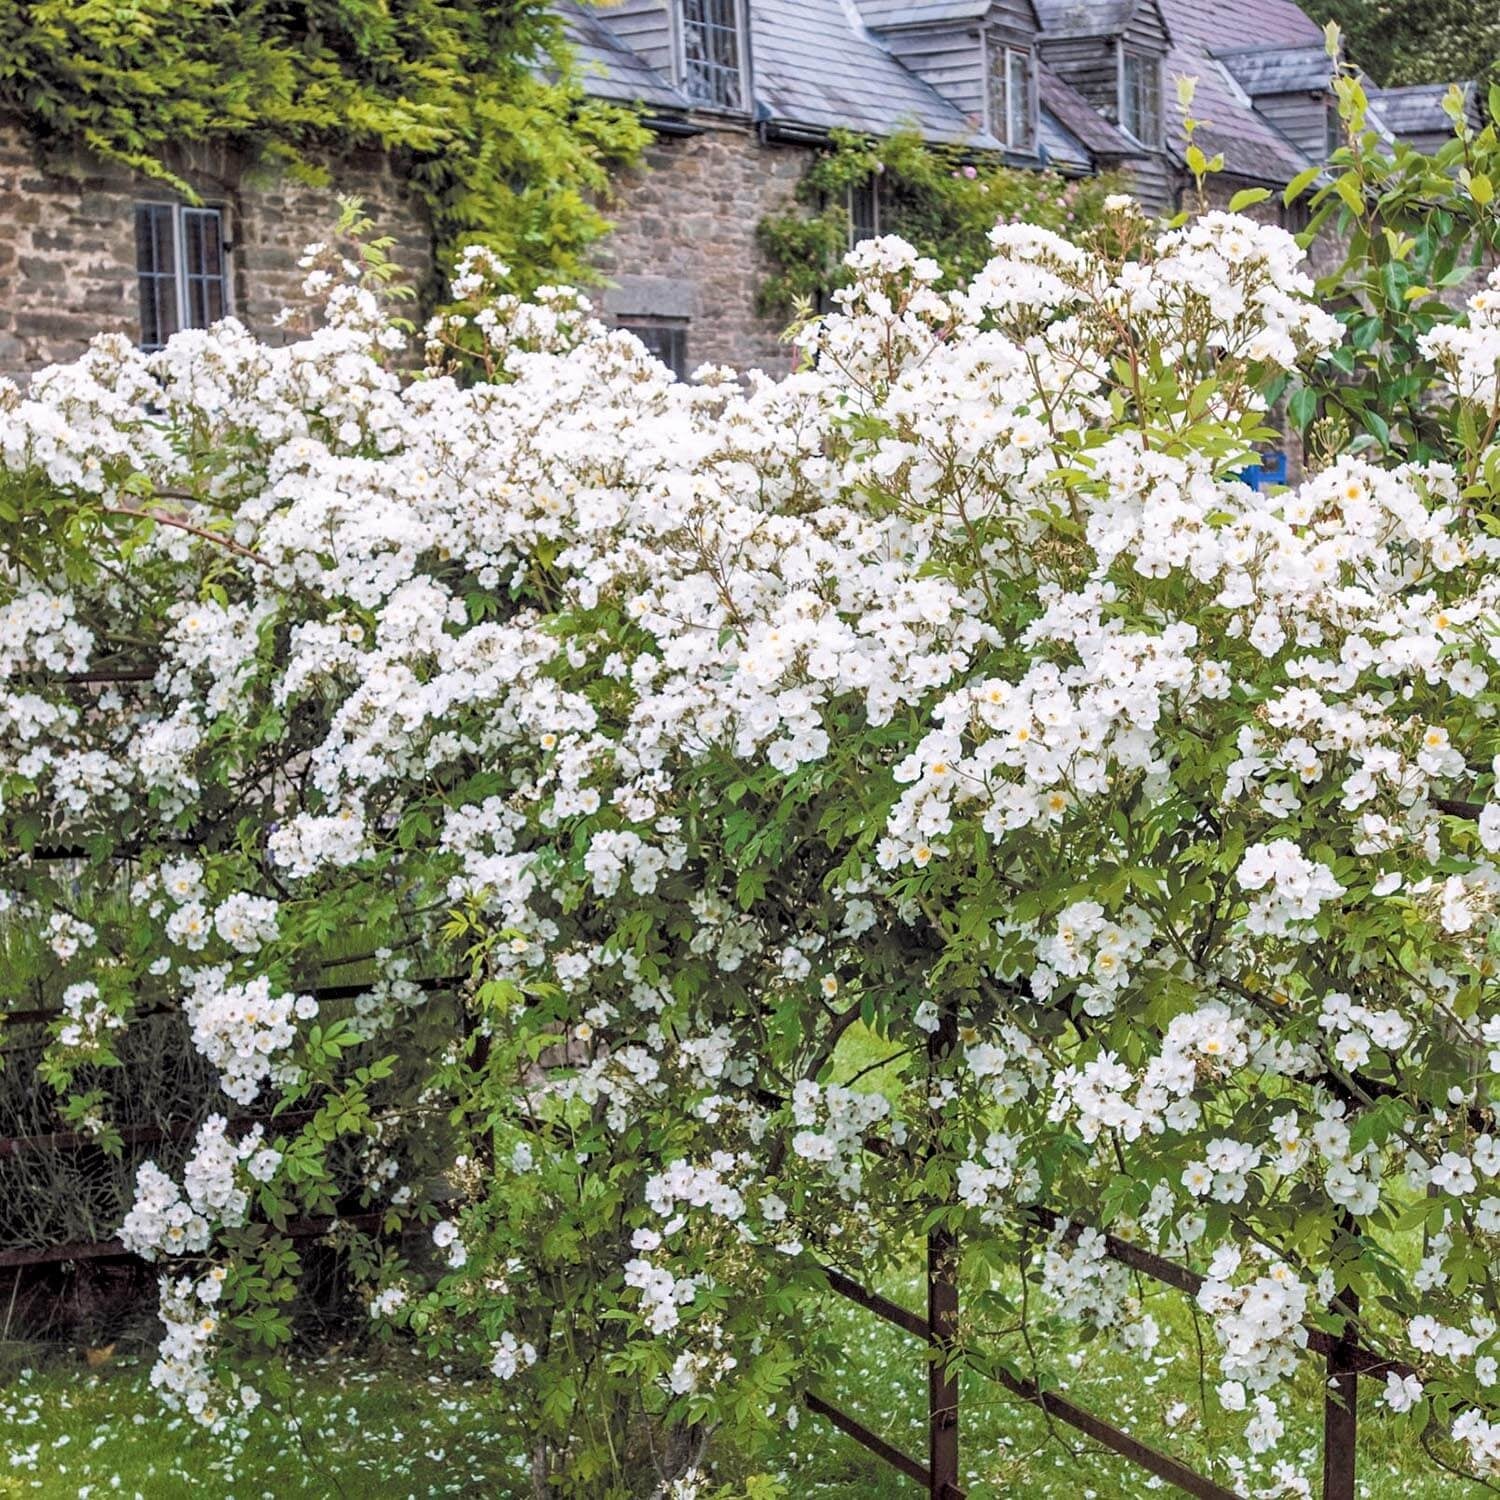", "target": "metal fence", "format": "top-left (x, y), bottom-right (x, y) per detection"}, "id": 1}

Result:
top-left (802, 1018), bottom-right (1413, 1500)
top-left (3, 971), bottom-right (1419, 1495)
